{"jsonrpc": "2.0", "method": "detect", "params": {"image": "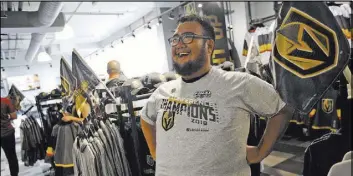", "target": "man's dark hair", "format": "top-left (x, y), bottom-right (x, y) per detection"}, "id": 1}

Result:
top-left (177, 14), bottom-right (215, 42)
